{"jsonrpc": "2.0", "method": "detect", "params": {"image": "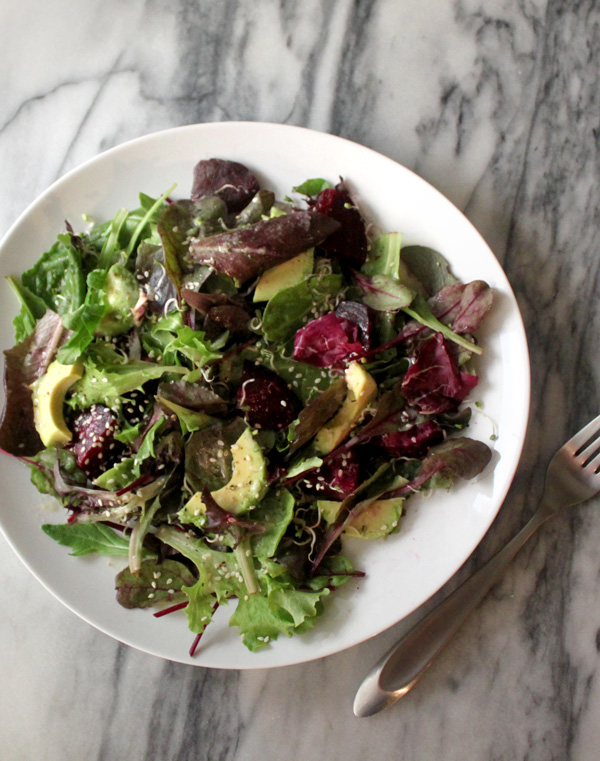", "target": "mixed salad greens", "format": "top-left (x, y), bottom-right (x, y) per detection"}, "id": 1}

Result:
top-left (0, 158), bottom-right (494, 653)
